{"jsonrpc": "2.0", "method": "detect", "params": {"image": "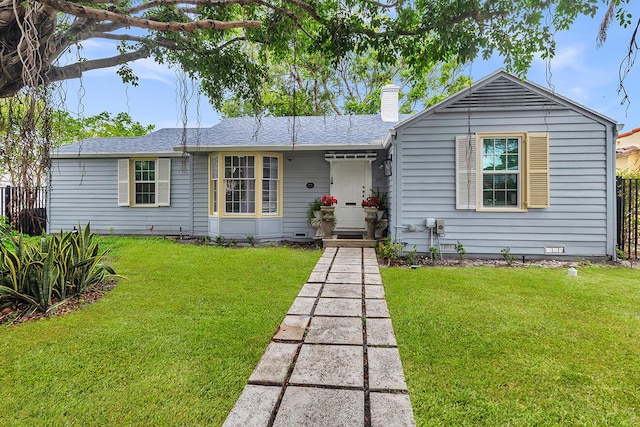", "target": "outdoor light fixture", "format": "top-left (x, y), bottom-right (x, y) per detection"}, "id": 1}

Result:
top-left (383, 158), bottom-right (392, 176)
